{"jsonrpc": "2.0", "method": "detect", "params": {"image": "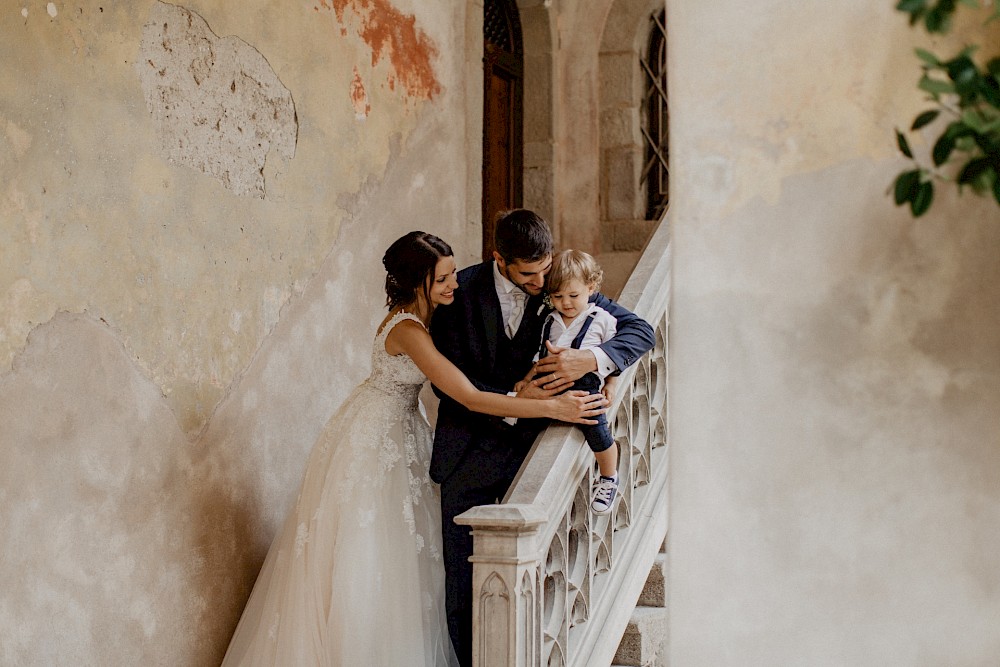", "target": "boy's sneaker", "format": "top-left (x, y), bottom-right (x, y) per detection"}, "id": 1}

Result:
top-left (591, 475), bottom-right (619, 515)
